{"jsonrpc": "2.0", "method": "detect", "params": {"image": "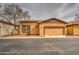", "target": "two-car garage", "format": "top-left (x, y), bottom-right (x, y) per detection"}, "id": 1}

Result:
top-left (44, 26), bottom-right (65, 36)
top-left (39, 18), bottom-right (67, 36)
